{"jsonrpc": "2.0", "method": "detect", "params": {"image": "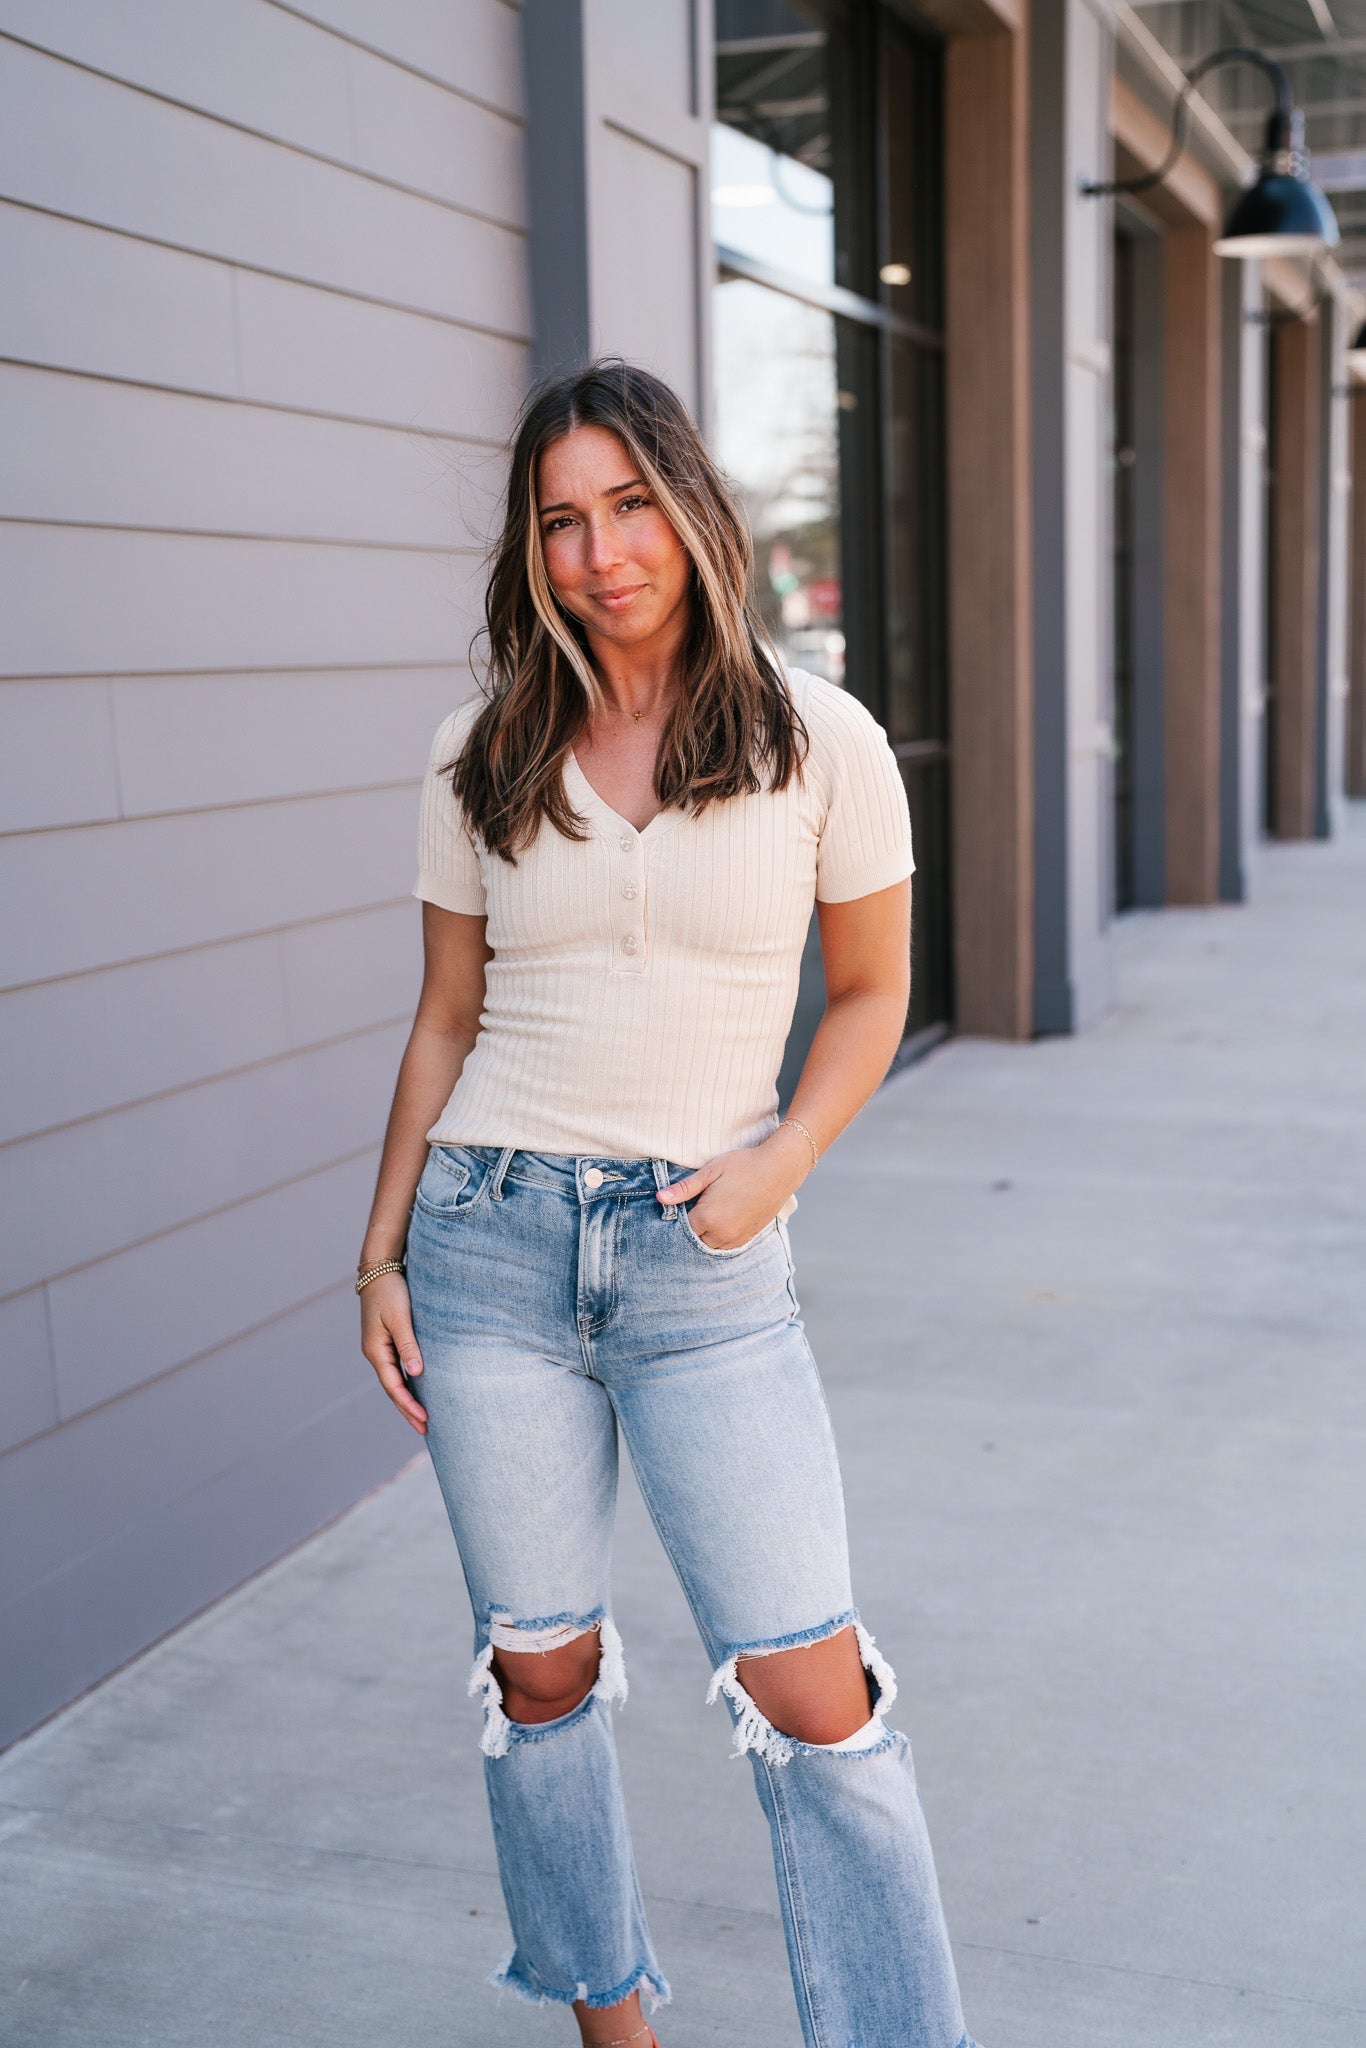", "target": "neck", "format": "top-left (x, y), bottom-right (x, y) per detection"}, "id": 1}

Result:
top-left (584, 605), bottom-right (689, 720)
